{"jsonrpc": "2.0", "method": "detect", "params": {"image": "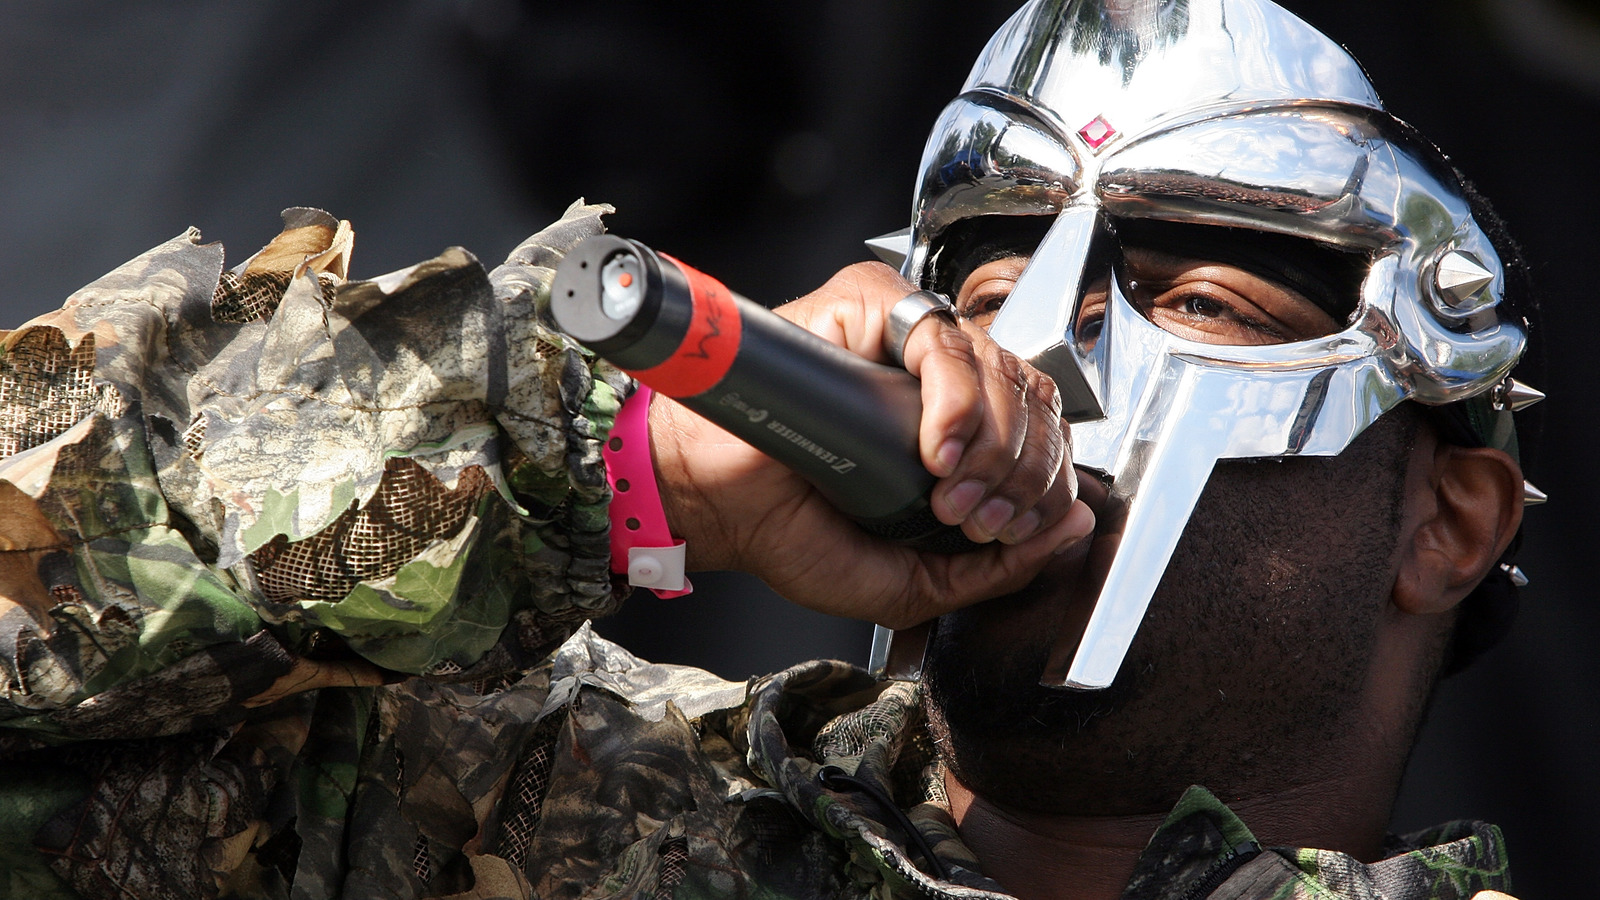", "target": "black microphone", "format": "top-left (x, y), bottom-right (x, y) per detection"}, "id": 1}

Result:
top-left (549, 235), bottom-right (974, 553)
